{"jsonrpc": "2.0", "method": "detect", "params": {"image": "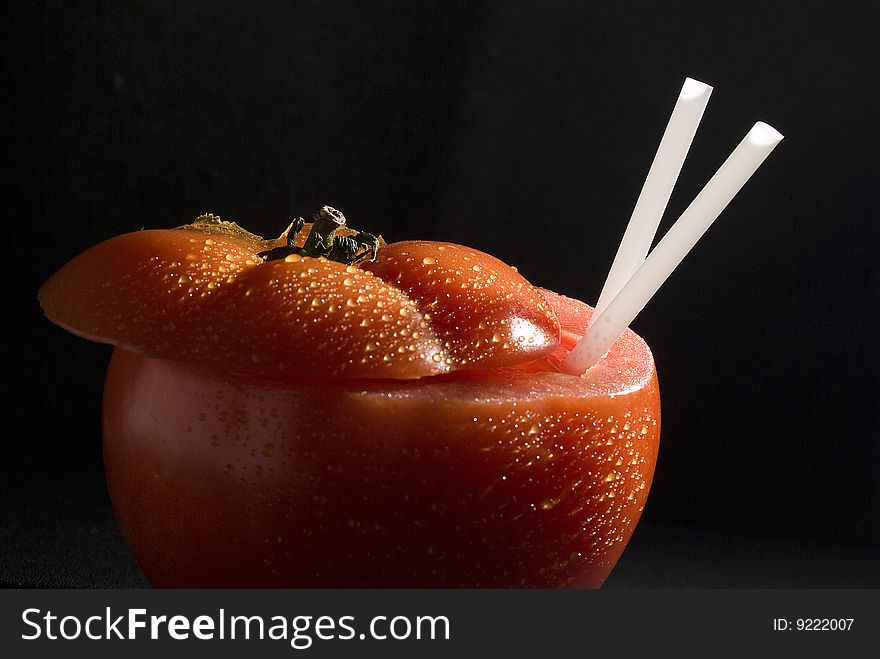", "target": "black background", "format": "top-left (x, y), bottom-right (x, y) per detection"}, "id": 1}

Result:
top-left (3, 1), bottom-right (877, 586)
